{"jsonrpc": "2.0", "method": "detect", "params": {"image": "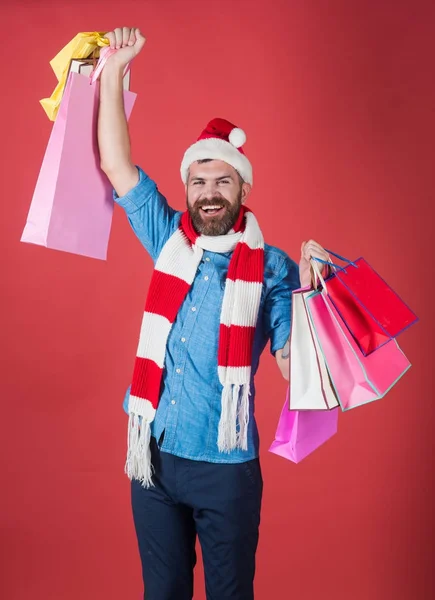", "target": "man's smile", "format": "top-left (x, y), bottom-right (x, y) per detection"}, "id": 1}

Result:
top-left (200, 205), bottom-right (226, 217)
